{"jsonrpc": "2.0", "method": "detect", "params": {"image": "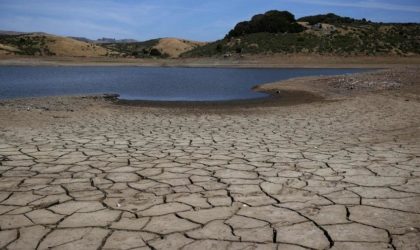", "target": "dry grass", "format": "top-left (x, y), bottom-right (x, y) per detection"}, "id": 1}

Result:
top-left (40, 35), bottom-right (110, 57)
top-left (154, 38), bottom-right (207, 58)
top-left (0, 43), bottom-right (20, 55)
top-left (0, 34), bottom-right (112, 57)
